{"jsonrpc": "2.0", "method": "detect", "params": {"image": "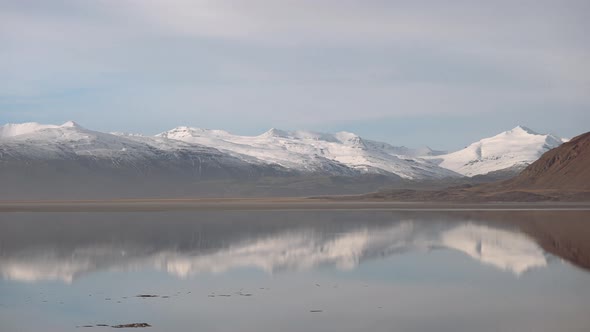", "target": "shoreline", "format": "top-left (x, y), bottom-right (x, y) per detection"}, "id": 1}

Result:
top-left (1, 197), bottom-right (590, 212)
